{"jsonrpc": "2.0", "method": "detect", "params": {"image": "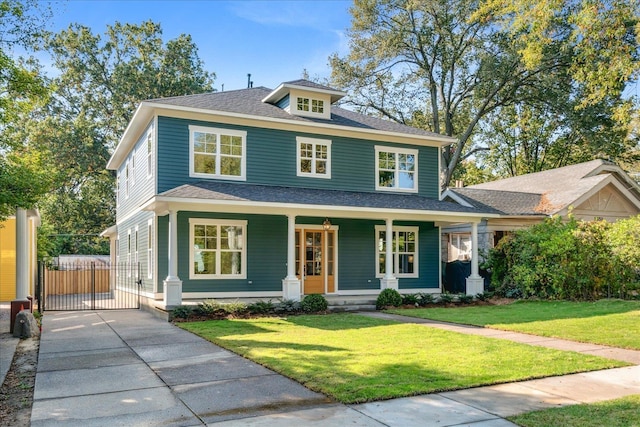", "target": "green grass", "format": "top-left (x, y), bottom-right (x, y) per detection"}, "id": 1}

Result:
top-left (178, 313), bottom-right (626, 404)
top-left (509, 394), bottom-right (640, 427)
top-left (386, 299), bottom-right (640, 350)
